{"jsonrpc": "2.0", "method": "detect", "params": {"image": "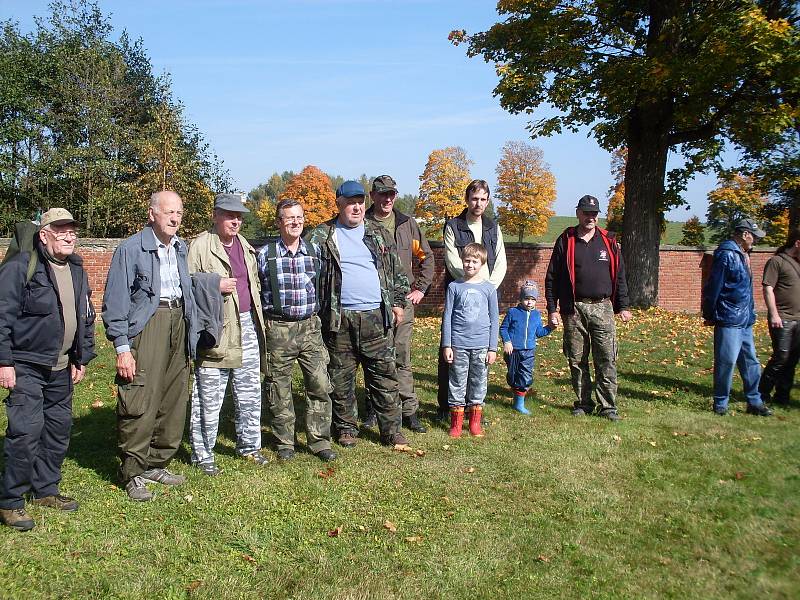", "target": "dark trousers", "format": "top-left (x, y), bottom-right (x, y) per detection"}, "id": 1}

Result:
top-left (0, 363), bottom-right (72, 509)
top-left (117, 307), bottom-right (189, 484)
top-left (760, 320), bottom-right (800, 404)
top-left (437, 352), bottom-right (450, 414)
